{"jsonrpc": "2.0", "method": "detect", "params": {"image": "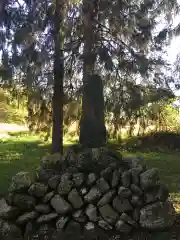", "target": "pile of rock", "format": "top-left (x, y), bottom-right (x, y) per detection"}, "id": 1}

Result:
top-left (0, 146), bottom-right (176, 239)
